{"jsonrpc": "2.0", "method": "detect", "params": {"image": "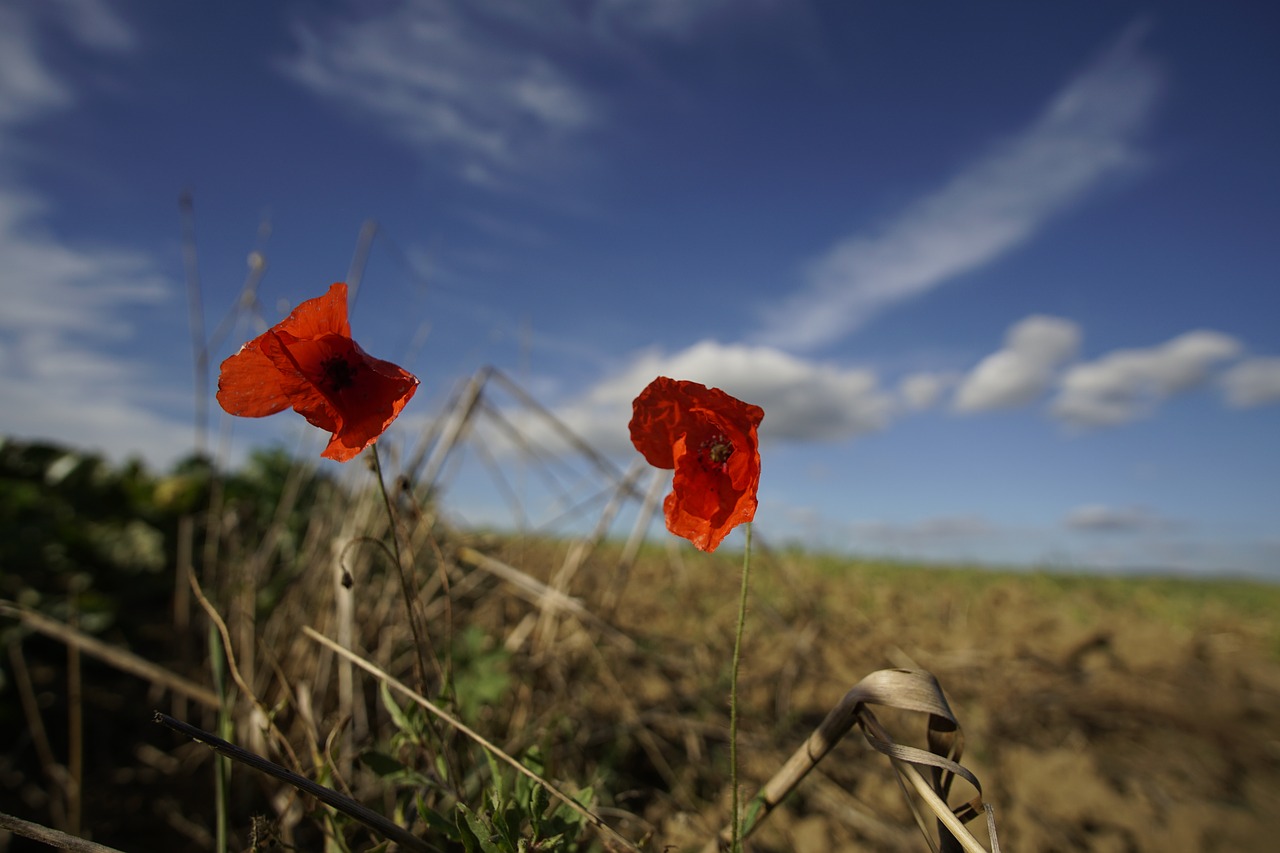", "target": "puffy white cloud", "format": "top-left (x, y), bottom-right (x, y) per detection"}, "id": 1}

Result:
top-left (1221, 356), bottom-right (1280, 408)
top-left (898, 371), bottom-right (956, 411)
top-left (1051, 330), bottom-right (1242, 427)
top-left (522, 340), bottom-right (894, 456)
top-left (753, 22), bottom-right (1162, 350)
top-left (954, 315), bottom-right (1080, 412)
